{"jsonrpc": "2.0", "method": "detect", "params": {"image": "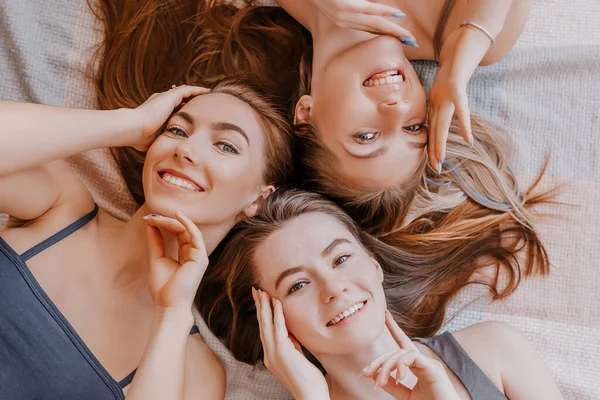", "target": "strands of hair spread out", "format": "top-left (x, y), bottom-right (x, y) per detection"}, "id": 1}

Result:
top-left (92, 0), bottom-right (559, 366)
